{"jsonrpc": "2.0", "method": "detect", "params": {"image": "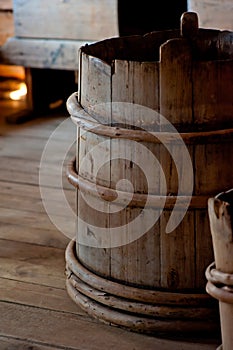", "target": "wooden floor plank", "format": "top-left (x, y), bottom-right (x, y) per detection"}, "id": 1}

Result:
top-left (0, 223), bottom-right (69, 249)
top-left (0, 119), bottom-right (76, 144)
top-left (0, 277), bottom-right (87, 318)
top-left (0, 102), bottom-right (220, 349)
top-left (0, 336), bottom-right (71, 350)
top-left (0, 181), bottom-right (74, 201)
top-left (0, 302), bottom-right (218, 350)
top-left (0, 134), bottom-right (76, 160)
top-left (0, 207), bottom-right (74, 233)
top-left (0, 151), bottom-right (75, 174)
top-left (0, 207), bottom-right (62, 231)
top-left (0, 157), bottom-right (74, 189)
top-left (0, 239), bottom-right (66, 289)
top-left (0, 106), bottom-right (75, 136)
top-left (0, 181), bottom-right (76, 218)
top-left (0, 189), bottom-right (75, 216)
